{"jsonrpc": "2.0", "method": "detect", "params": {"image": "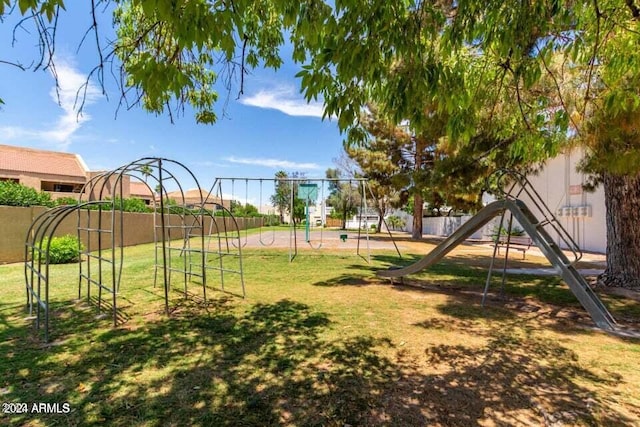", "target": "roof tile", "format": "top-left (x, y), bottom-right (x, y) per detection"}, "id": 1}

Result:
top-left (0, 144), bottom-right (87, 180)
